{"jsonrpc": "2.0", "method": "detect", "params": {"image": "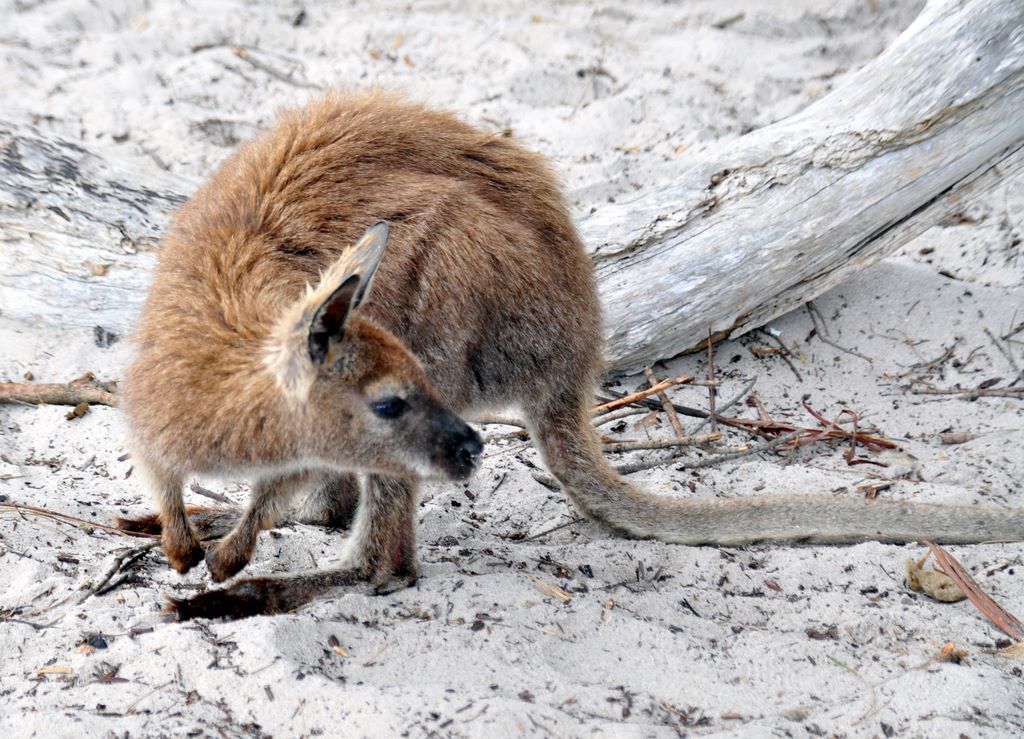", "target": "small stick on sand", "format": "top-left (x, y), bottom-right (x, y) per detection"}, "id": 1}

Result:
top-left (603, 433), bottom-right (722, 454)
top-left (910, 384), bottom-right (1024, 400)
top-left (613, 432), bottom-right (802, 476)
top-left (592, 406), bottom-right (649, 427)
top-left (189, 482), bottom-right (233, 505)
top-left (231, 47), bottom-right (320, 90)
top-left (807, 301), bottom-right (873, 365)
top-left (706, 329), bottom-right (718, 434)
top-left (0, 502), bottom-right (157, 539)
top-left (926, 542), bottom-right (1024, 642)
top-left (982, 326), bottom-right (1023, 385)
top-left (476, 415), bottom-right (528, 428)
top-left (79, 541), bottom-right (159, 603)
top-left (593, 375), bottom-right (693, 414)
top-left (0, 372), bottom-right (118, 407)
top-left (644, 367), bottom-right (687, 439)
